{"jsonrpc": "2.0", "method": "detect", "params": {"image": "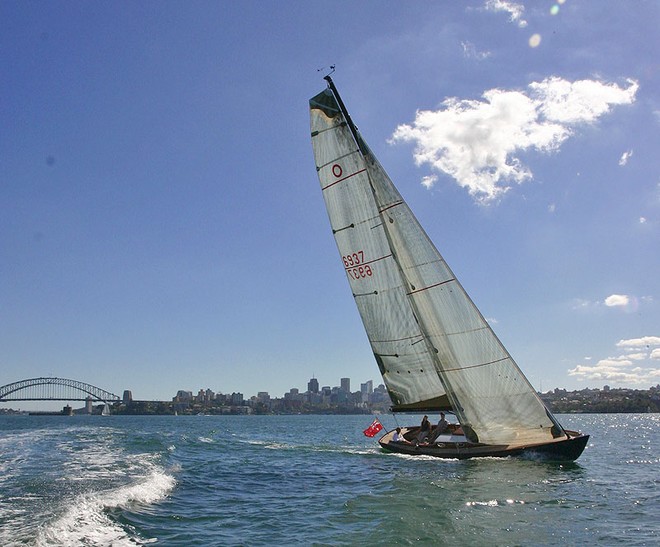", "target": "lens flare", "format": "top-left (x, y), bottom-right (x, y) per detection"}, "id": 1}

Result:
top-left (529, 34), bottom-right (542, 48)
